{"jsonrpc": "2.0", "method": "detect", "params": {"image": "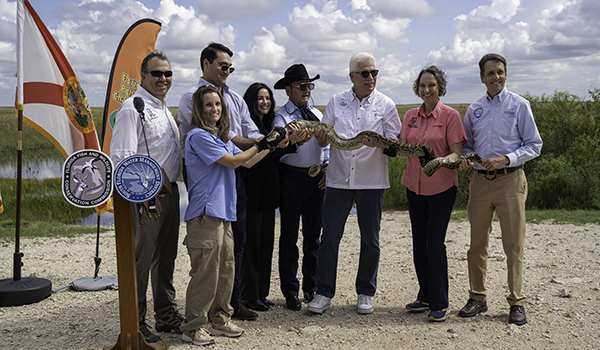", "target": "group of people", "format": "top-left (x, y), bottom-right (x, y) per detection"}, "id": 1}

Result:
top-left (109, 44), bottom-right (543, 347)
